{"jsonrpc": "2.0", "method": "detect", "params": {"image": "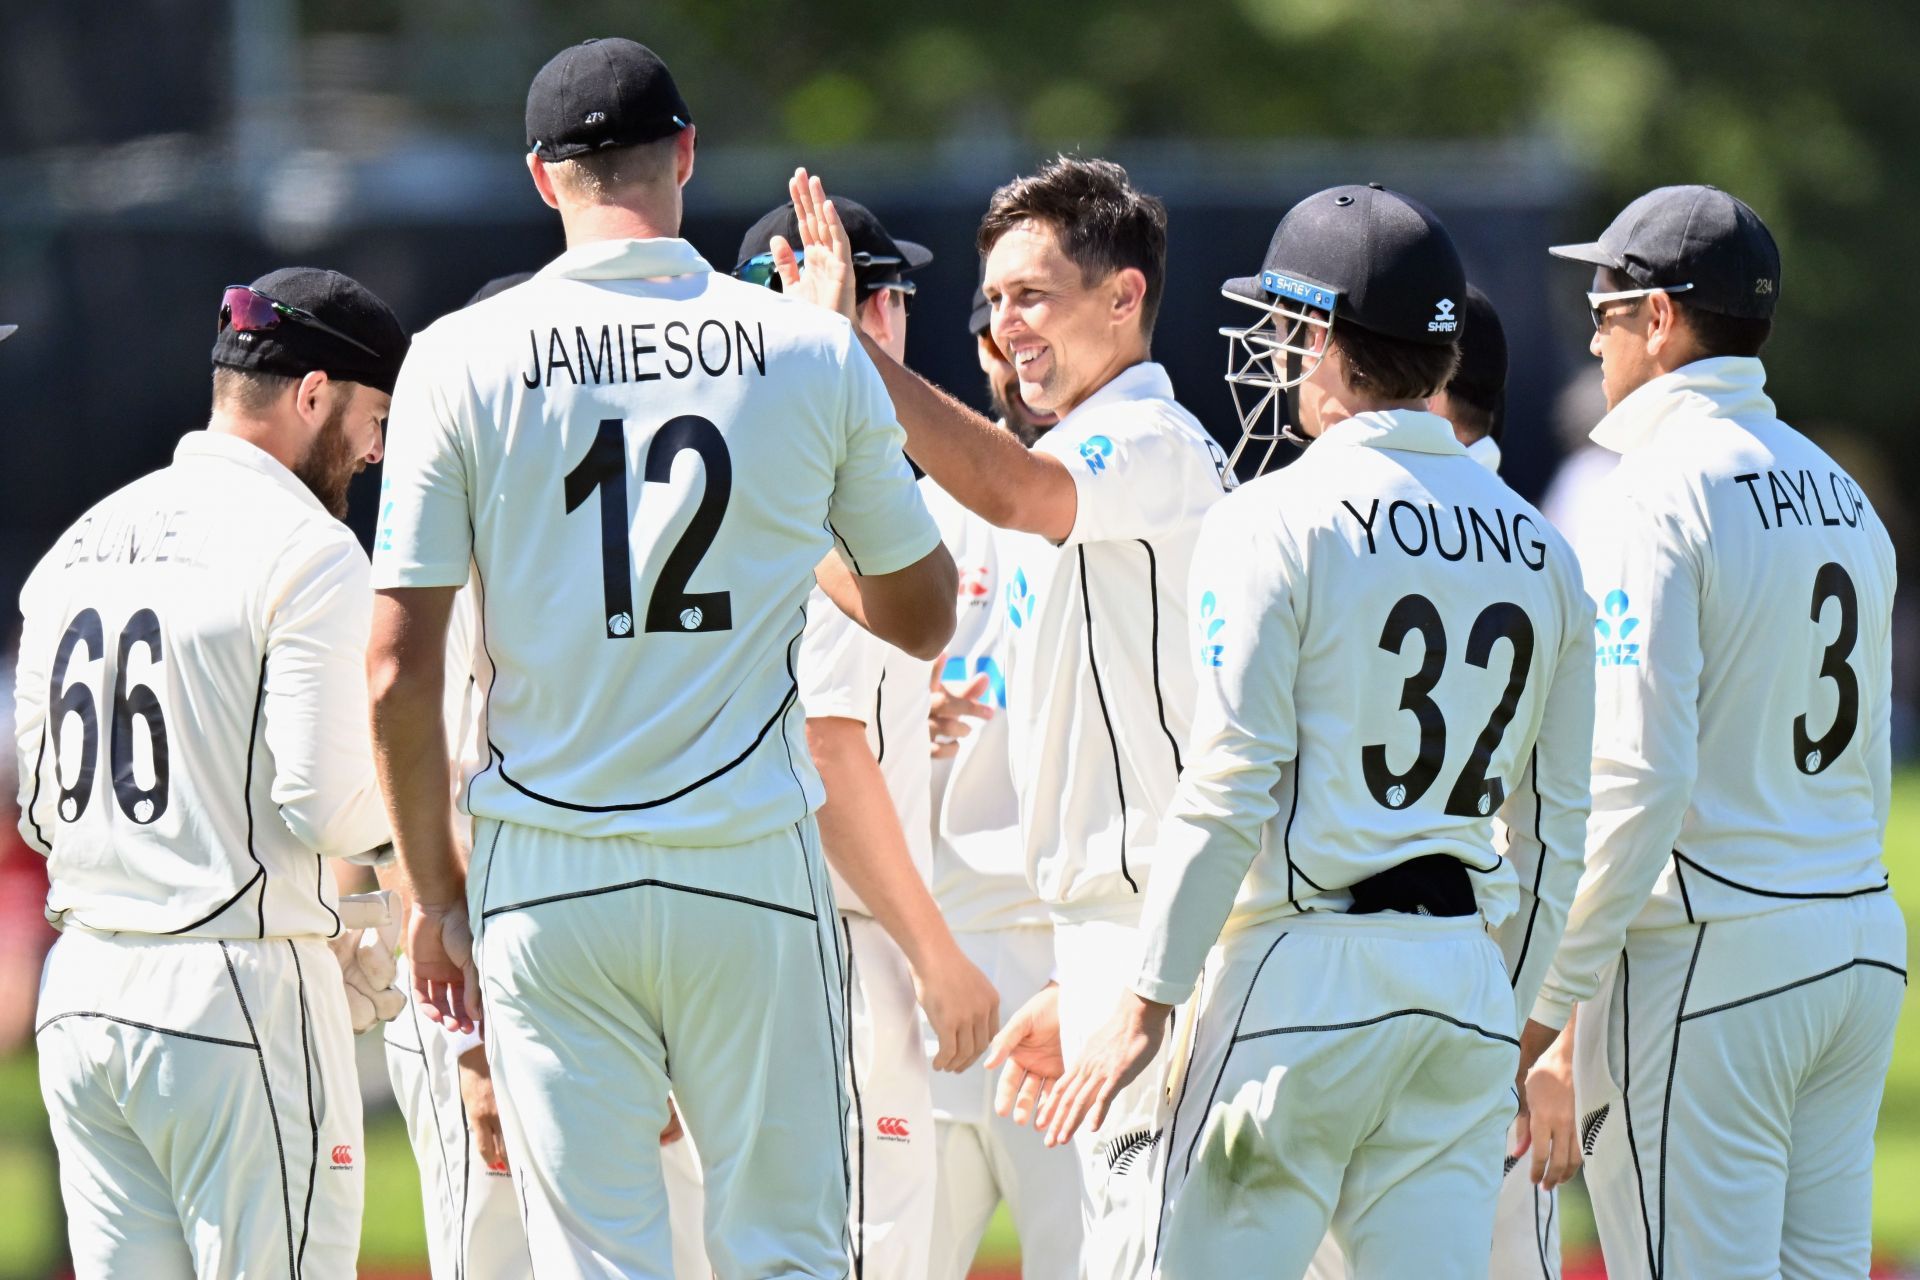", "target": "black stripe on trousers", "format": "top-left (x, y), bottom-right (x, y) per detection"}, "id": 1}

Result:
top-left (1655, 926), bottom-right (1707, 1279)
top-left (220, 942), bottom-right (296, 1277)
top-left (842, 916), bottom-right (866, 1280)
top-left (291, 941), bottom-right (319, 1277)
